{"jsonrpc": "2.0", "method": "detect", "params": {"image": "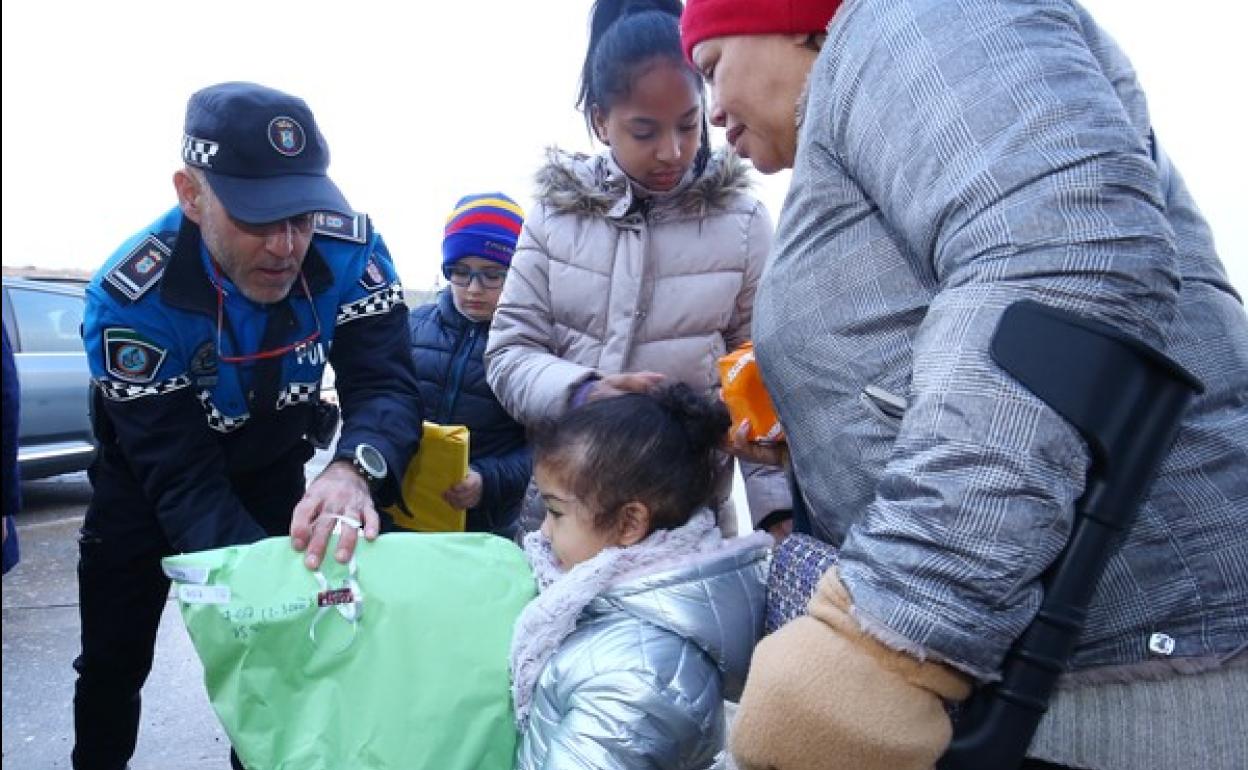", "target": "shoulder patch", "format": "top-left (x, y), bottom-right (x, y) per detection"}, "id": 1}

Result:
top-left (313, 212), bottom-right (368, 244)
top-left (103, 327), bottom-right (167, 384)
top-left (358, 254), bottom-right (388, 291)
top-left (104, 235), bottom-right (170, 302)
